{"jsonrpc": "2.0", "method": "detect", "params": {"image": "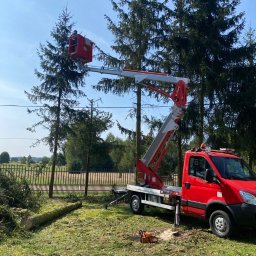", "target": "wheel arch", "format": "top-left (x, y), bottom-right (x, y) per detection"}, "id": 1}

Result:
top-left (129, 191), bottom-right (144, 199)
top-left (206, 201), bottom-right (235, 222)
